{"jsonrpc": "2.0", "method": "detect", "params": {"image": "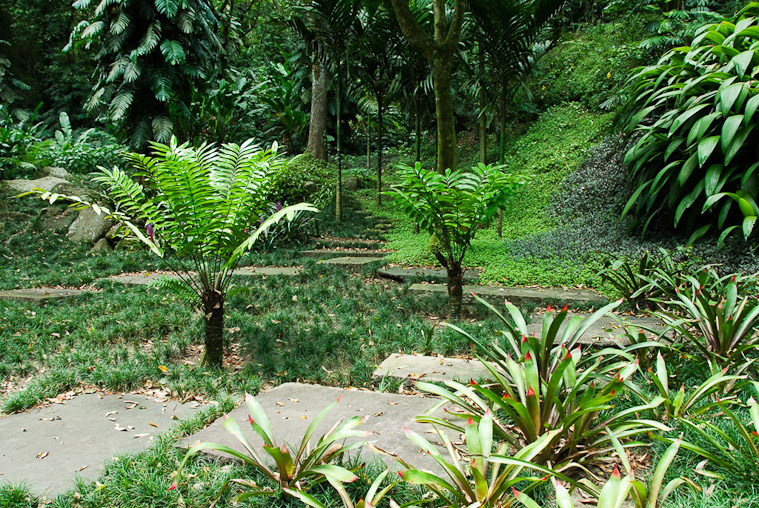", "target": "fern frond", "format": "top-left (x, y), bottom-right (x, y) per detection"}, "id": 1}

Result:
top-left (147, 276), bottom-right (200, 304)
